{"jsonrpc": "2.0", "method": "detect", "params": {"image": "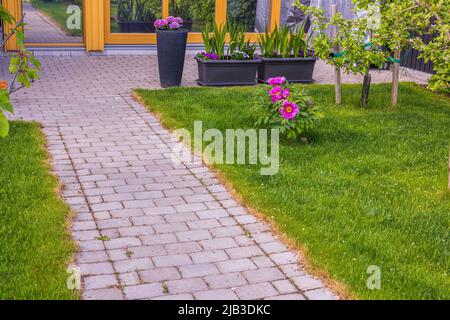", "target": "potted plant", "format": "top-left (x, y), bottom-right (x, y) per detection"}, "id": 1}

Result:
top-left (155, 16), bottom-right (188, 87)
top-left (117, 0), bottom-right (157, 33)
top-left (257, 22), bottom-right (317, 83)
top-left (195, 22), bottom-right (259, 86)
